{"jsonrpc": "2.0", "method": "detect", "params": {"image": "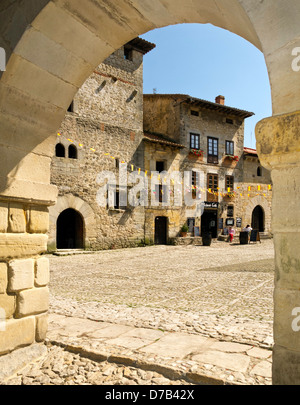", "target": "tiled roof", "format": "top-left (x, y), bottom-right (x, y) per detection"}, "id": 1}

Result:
top-left (143, 132), bottom-right (185, 148)
top-left (144, 94), bottom-right (254, 119)
top-left (127, 37), bottom-right (156, 55)
top-left (244, 147), bottom-right (258, 156)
